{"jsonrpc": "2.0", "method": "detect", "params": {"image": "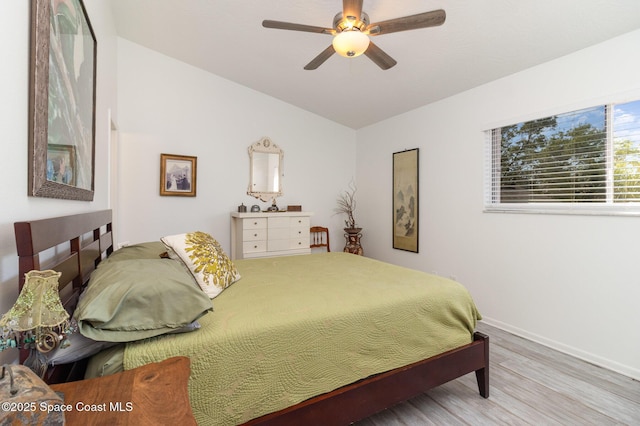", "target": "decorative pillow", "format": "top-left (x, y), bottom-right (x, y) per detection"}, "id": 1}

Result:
top-left (161, 232), bottom-right (241, 298)
top-left (74, 259), bottom-right (213, 342)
